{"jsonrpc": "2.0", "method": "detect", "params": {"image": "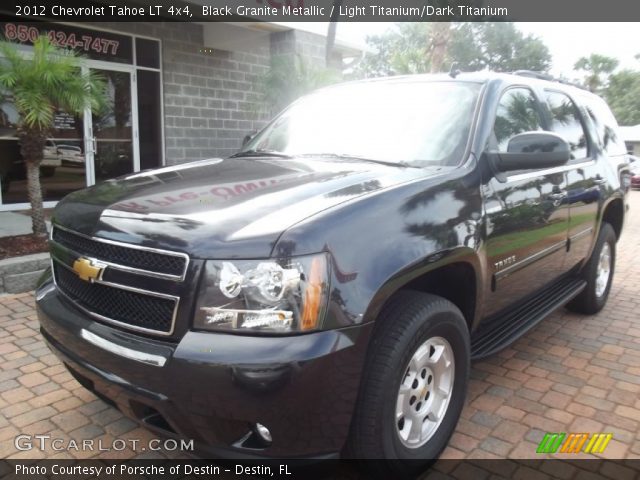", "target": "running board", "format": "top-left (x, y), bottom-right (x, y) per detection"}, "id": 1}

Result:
top-left (471, 277), bottom-right (586, 360)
